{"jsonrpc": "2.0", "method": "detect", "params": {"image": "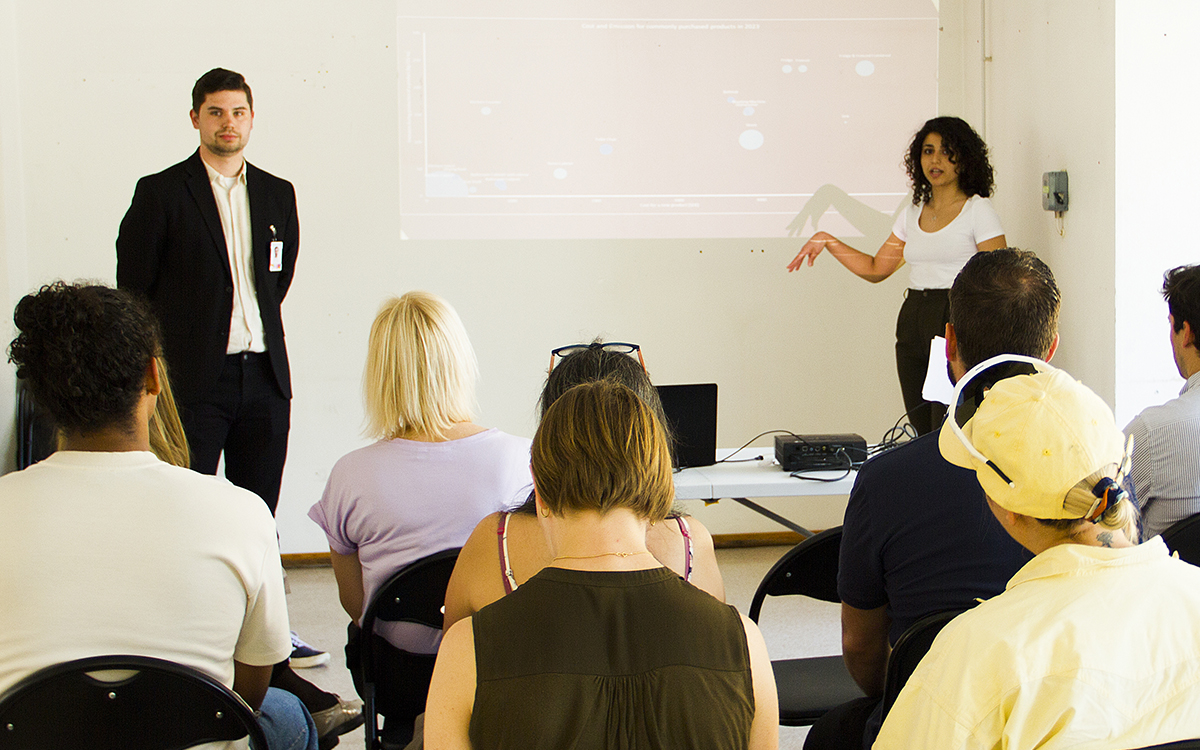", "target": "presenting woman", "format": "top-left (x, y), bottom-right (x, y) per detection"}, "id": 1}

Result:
top-left (425, 380), bottom-right (777, 750)
top-left (787, 116), bottom-right (1006, 435)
